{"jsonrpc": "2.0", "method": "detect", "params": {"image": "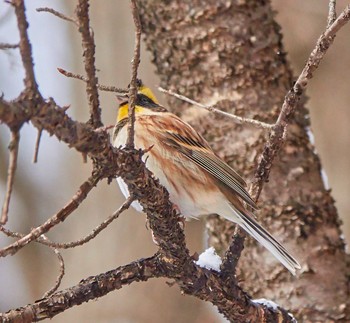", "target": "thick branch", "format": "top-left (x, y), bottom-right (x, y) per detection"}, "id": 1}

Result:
top-left (0, 252), bottom-right (294, 323)
top-left (0, 256), bottom-right (161, 322)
